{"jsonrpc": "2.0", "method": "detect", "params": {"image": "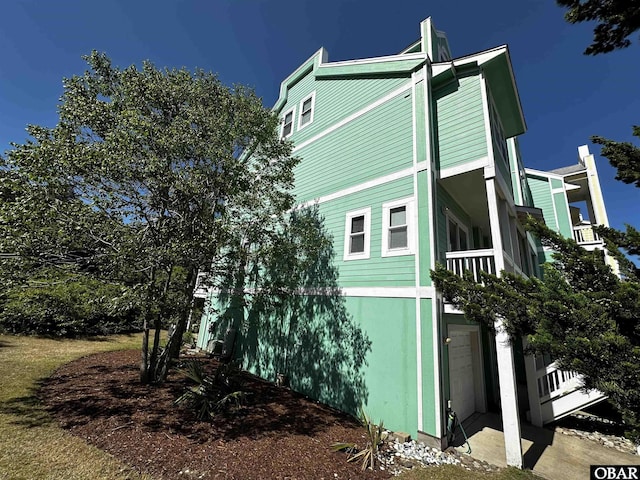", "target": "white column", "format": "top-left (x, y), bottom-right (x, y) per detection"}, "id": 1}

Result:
top-left (486, 177), bottom-right (524, 468)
